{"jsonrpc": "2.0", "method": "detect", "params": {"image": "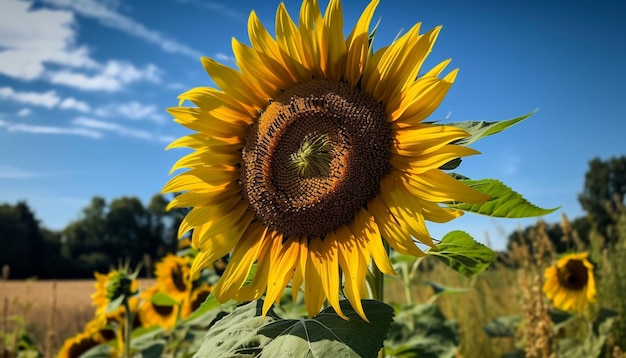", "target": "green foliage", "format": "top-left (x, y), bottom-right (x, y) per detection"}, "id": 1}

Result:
top-left (260, 300), bottom-right (394, 358)
top-left (427, 230), bottom-right (496, 278)
top-left (578, 156), bottom-right (626, 243)
top-left (448, 179), bottom-right (558, 218)
top-left (442, 111), bottom-right (535, 146)
top-left (557, 309), bottom-right (618, 358)
top-left (150, 292), bottom-right (179, 306)
top-left (483, 315), bottom-right (522, 338)
top-left (194, 299), bottom-right (394, 358)
top-left (385, 303), bottom-right (459, 358)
